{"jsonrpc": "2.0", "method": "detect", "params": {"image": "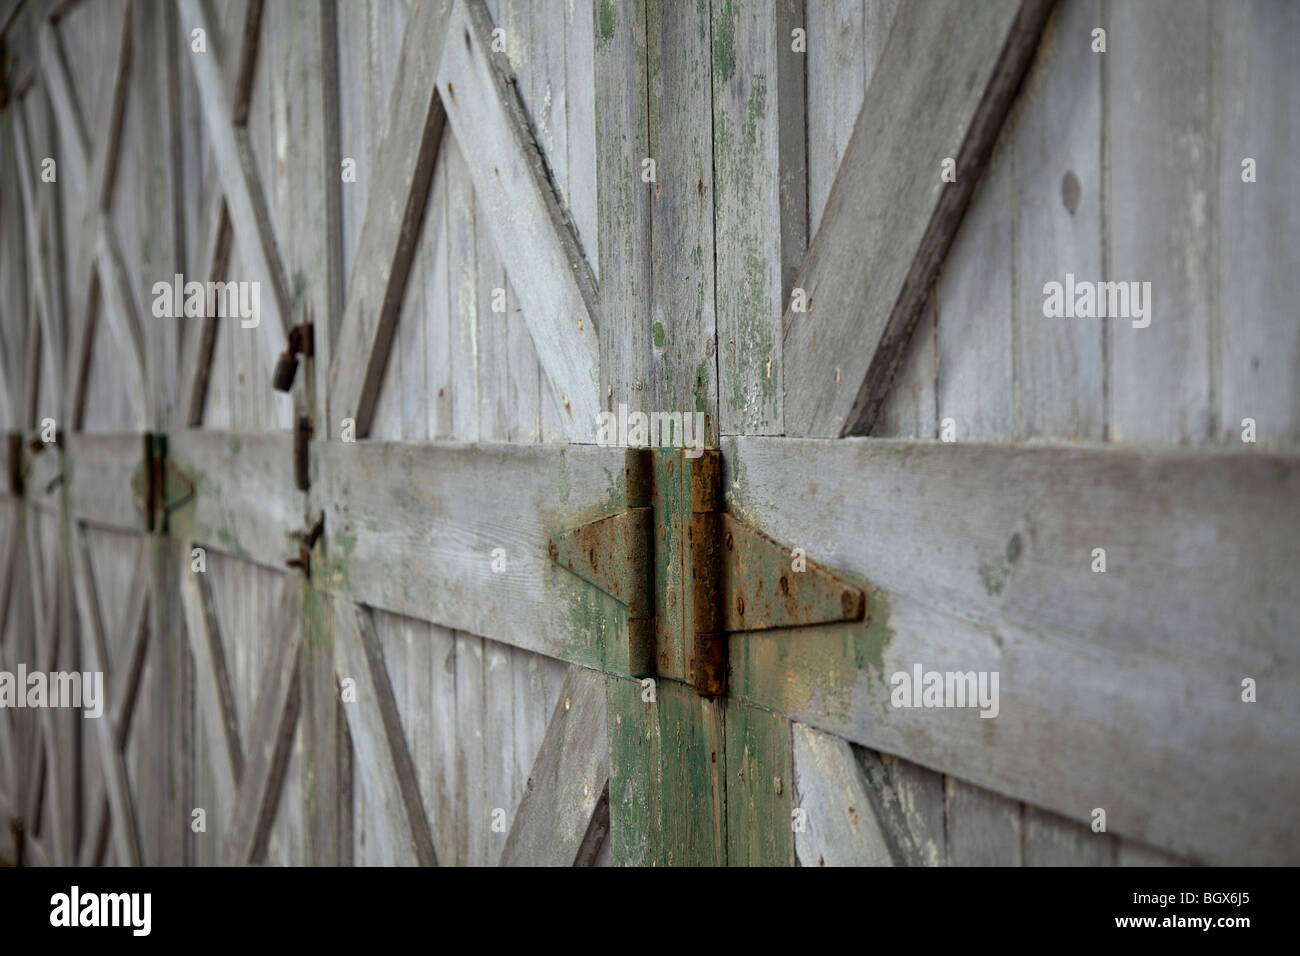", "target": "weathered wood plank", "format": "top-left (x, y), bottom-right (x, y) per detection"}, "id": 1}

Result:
top-left (437, 0), bottom-right (601, 442)
top-left (327, 0), bottom-right (449, 439)
top-left (167, 430), bottom-right (301, 569)
top-left (792, 721), bottom-right (893, 867)
top-left (725, 699), bottom-right (793, 866)
top-left (945, 777), bottom-right (1022, 866)
top-left (725, 435), bottom-right (1300, 864)
top-left (606, 674), bottom-right (727, 866)
top-left (1217, 0), bottom-right (1300, 446)
top-left (314, 439), bottom-right (627, 669)
top-left (713, 0), bottom-right (805, 436)
top-left (179, 564), bottom-right (242, 817)
top-left (333, 599), bottom-right (437, 866)
top-left (69, 526), bottom-right (144, 866)
top-left (501, 664), bottom-right (608, 866)
top-left (177, 0), bottom-right (293, 339)
top-left (454, 631), bottom-right (486, 865)
top-left (223, 576), bottom-right (301, 864)
top-left (67, 431), bottom-right (140, 532)
top-left (1107, 0), bottom-right (1212, 443)
top-left (783, 0), bottom-right (1054, 437)
top-left (592, 0), bottom-right (651, 423)
top-left (644, 0), bottom-right (717, 444)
